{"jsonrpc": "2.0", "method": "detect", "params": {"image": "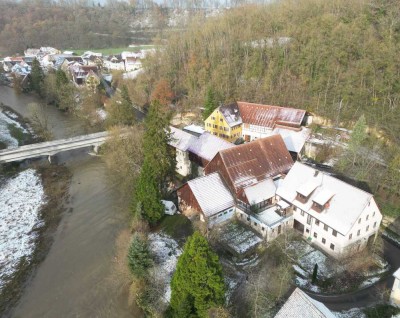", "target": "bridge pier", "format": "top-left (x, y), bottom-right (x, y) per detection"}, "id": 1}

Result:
top-left (48, 155), bottom-right (52, 163)
top-left (93, 145), bottom-right (100, 154)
